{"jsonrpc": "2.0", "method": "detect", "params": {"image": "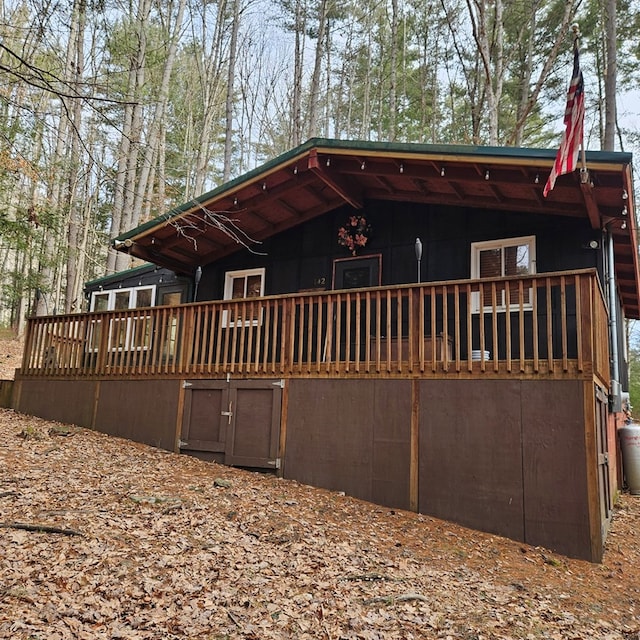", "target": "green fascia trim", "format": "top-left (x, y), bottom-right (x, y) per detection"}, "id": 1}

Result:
top-left (84, 262), bottom-right (157, 288)
top-left (115, 138), bottom-right (633, 242)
